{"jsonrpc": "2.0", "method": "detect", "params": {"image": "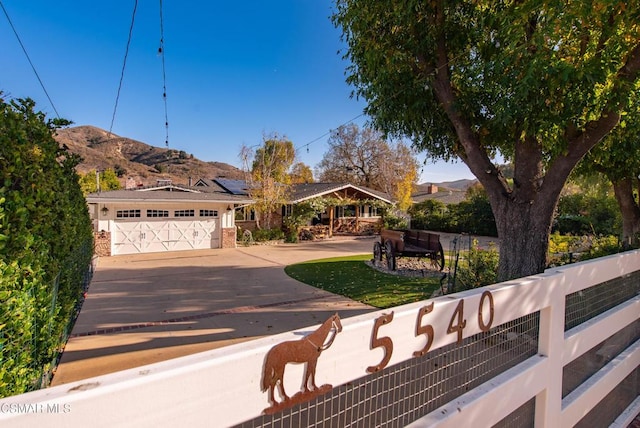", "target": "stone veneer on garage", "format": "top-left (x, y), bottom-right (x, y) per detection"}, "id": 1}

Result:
top-left (94, 231), bottom-right (111, 257)
top-left (221, 228), bottom-right (236, 248)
